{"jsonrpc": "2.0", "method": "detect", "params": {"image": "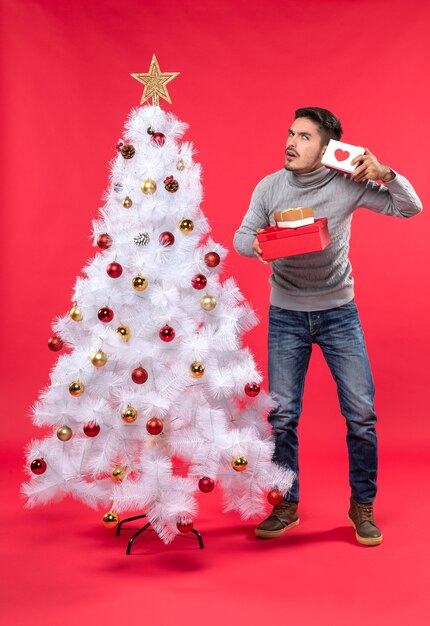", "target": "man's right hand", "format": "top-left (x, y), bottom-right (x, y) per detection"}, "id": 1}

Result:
top-left (252, 229), bottom-right (268, 264)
